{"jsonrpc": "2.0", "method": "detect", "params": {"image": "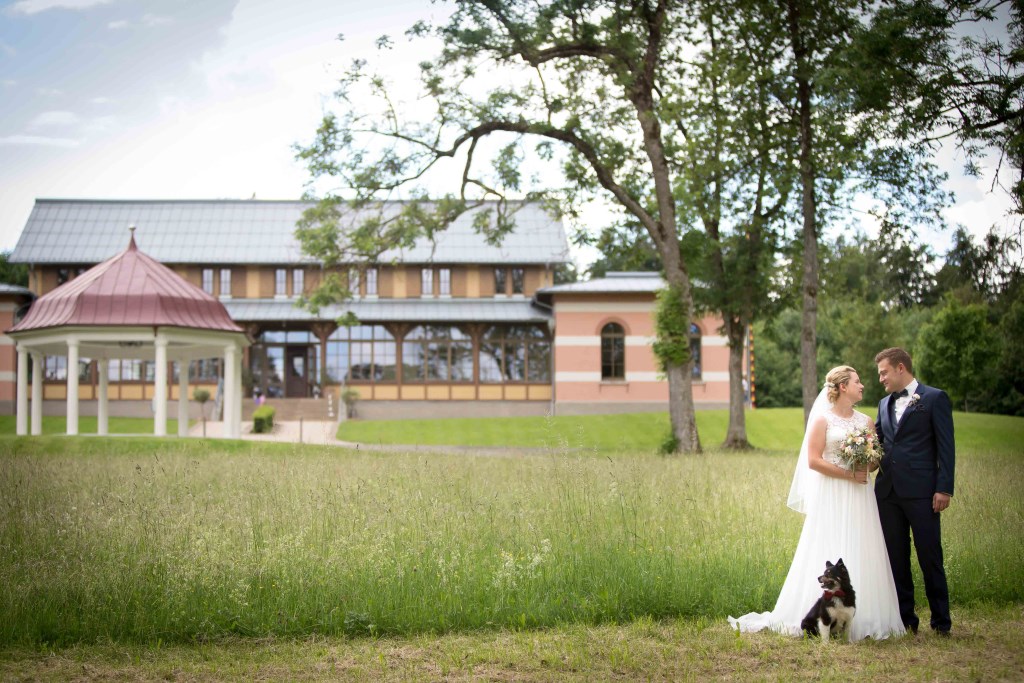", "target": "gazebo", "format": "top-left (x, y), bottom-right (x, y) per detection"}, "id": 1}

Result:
top-left (8, 230), bottom-right (249, 438)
